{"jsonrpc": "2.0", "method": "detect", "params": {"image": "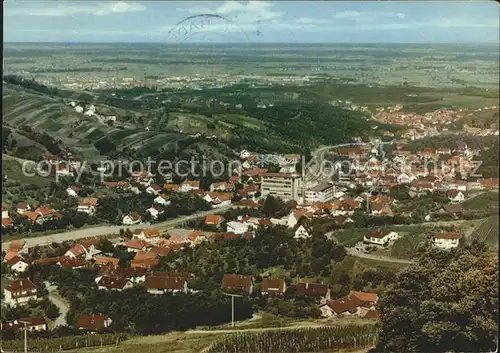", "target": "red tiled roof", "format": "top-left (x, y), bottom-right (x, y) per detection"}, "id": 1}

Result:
top-left (221, 274), bottom-right (253, 292)
top-left (76, 314), bottom-right (110, 331)
top-left (260, 278), bottom-right (286, 294)
top-left (434, 233), bottom-right (460, 240)
top-left (205, 214), bottom-right (224, 225)
top-left (365, 229), bottom-right (391, 239)
top-left (97, 276), bottom-right (130, 290)
top-left (351, 291), bottom-right (378, 303)
top-left (145, 274), bottom-right (187, 291)
top-left (58, 257), bottom-right (86, 269)
top-left (7, 278), bottom-right (36, 293)
top-left (94, 256), bottom-right (120, 267)
top-left (33, 257), bottom-right (61, 265)
top-left (296, 283), bottom-right (329, 297)
top-left (125, 239), bottom-right (152, 249)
